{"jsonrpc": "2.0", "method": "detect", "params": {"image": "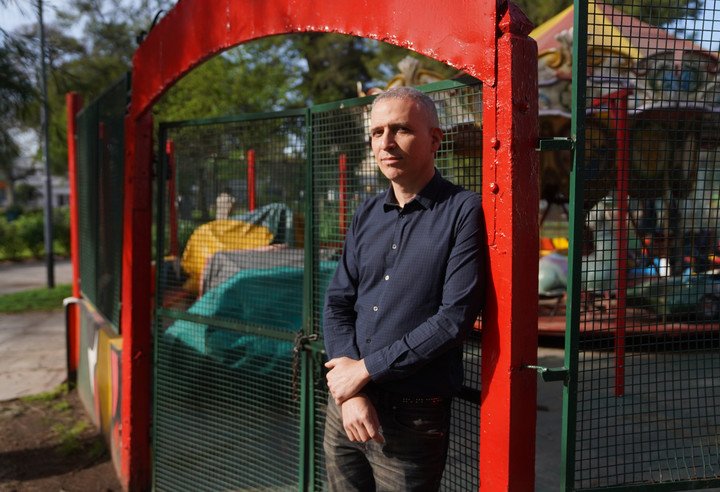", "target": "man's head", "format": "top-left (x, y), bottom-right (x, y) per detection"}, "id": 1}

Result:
top-left (369, 87), bottom-right (443, 193)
